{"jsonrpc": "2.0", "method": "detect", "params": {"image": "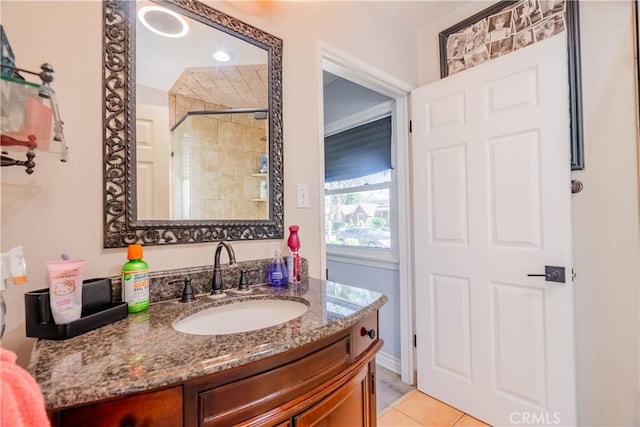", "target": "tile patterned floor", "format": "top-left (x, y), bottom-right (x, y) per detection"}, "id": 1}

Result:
top-left (376, 366), bottom-right (490, 427)
top-left (378, 390), bottom-right (491, 426)
top-left (377, 365), bottom-right (415, 413)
